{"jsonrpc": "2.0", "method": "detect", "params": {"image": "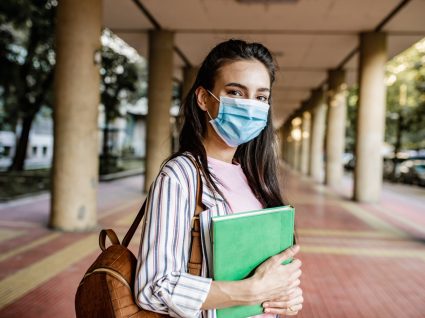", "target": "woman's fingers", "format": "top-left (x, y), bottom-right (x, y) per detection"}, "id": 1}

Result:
top-left (264, 295), bottom-right (302, 308)
top-left (273, 245), bottom-right (300, 265)
top-left (290, 269), bottom-right (302, 281)
top-left (287, 278), bottom-right (301, 290)
top-left (287, 295), bottom-right (304, 307)
top-left (264, 302), bottom-right (303, 316)
top-left (263, 287), bottom-right (303, 308)
top-left (287, 303), bottom-right (303, 315)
